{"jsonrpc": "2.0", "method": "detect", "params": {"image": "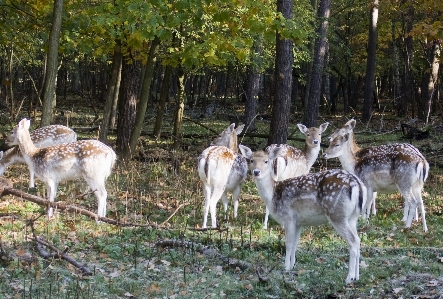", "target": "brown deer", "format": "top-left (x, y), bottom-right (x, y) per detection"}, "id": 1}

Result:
top-left (239, 144), bottom-right (367, 284)
top-left (2, 124), bottom-right (77, 188)
top-left (8, 119), bottom-right (116, 218)
top-left (261, 122), bottom-right (329, 229)
top-left (327, 119), bottom-right (429, 226)
top-left (323, 133), bottom-right (428, 232)
top-left (198, 123), bottom-right (247, 228)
